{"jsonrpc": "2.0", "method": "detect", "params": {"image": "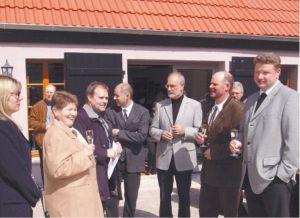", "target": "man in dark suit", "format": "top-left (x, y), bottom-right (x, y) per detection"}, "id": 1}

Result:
top-left (196, 71), bottom-right (243, 217)
top-left (105, 83), bottom-right (150, 217)
top-left (230, 53), bottom-right (299, 217)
